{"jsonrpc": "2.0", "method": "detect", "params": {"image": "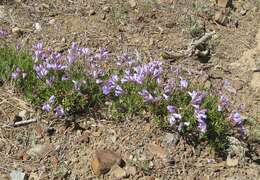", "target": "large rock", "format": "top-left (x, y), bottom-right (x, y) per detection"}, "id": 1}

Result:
top-left (91, 150), bottom-right (125, 176)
